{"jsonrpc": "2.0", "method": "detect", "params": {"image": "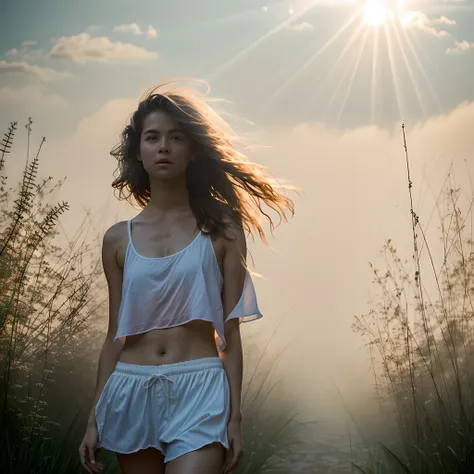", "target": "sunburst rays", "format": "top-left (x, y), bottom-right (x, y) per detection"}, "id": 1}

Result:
top-left (208, 0), bottom-right (458, 124)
